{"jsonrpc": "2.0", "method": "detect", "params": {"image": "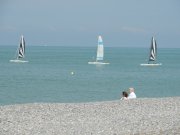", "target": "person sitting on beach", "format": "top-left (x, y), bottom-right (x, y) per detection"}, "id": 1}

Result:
top-left (120, 91), bottom-right (128, 100)
top-left (128, 87), bottom-right (137, 99)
